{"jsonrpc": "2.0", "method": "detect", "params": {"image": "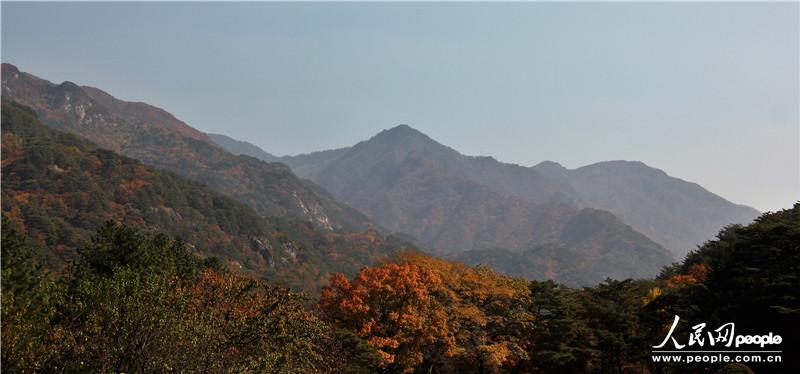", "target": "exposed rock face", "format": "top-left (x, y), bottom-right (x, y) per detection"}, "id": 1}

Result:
top-left (250, 237), bottom-right (275, 269)
top-left (2, 98), bottom-right (408, 294)
top-left (1, 63), bottom-right (374, 232)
